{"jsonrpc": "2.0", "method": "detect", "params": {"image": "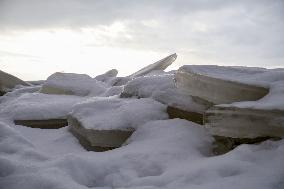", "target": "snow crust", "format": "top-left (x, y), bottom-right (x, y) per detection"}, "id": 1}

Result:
top-left (71, 97), bottom-right (168, 130)
top-left (180, 65), bottom-right (284, 88)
